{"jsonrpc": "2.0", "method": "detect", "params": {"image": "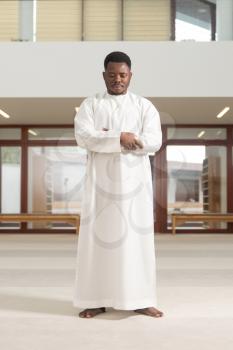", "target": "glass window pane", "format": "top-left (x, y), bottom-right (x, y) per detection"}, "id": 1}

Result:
top-left (167, 145), bottom-right (227, 230)
top-left (175, 0), bottom-right (214, 41)
top-left (0, 128), bottom-right (21, 140)
top-left (167, 128), bottom-right (226, 140)
top-left (0, 147), bottom-right (21, 229)
top-left (28, 146), bottom-right (87, 229)
top-left (28, 128), bottom-right (75, 140)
